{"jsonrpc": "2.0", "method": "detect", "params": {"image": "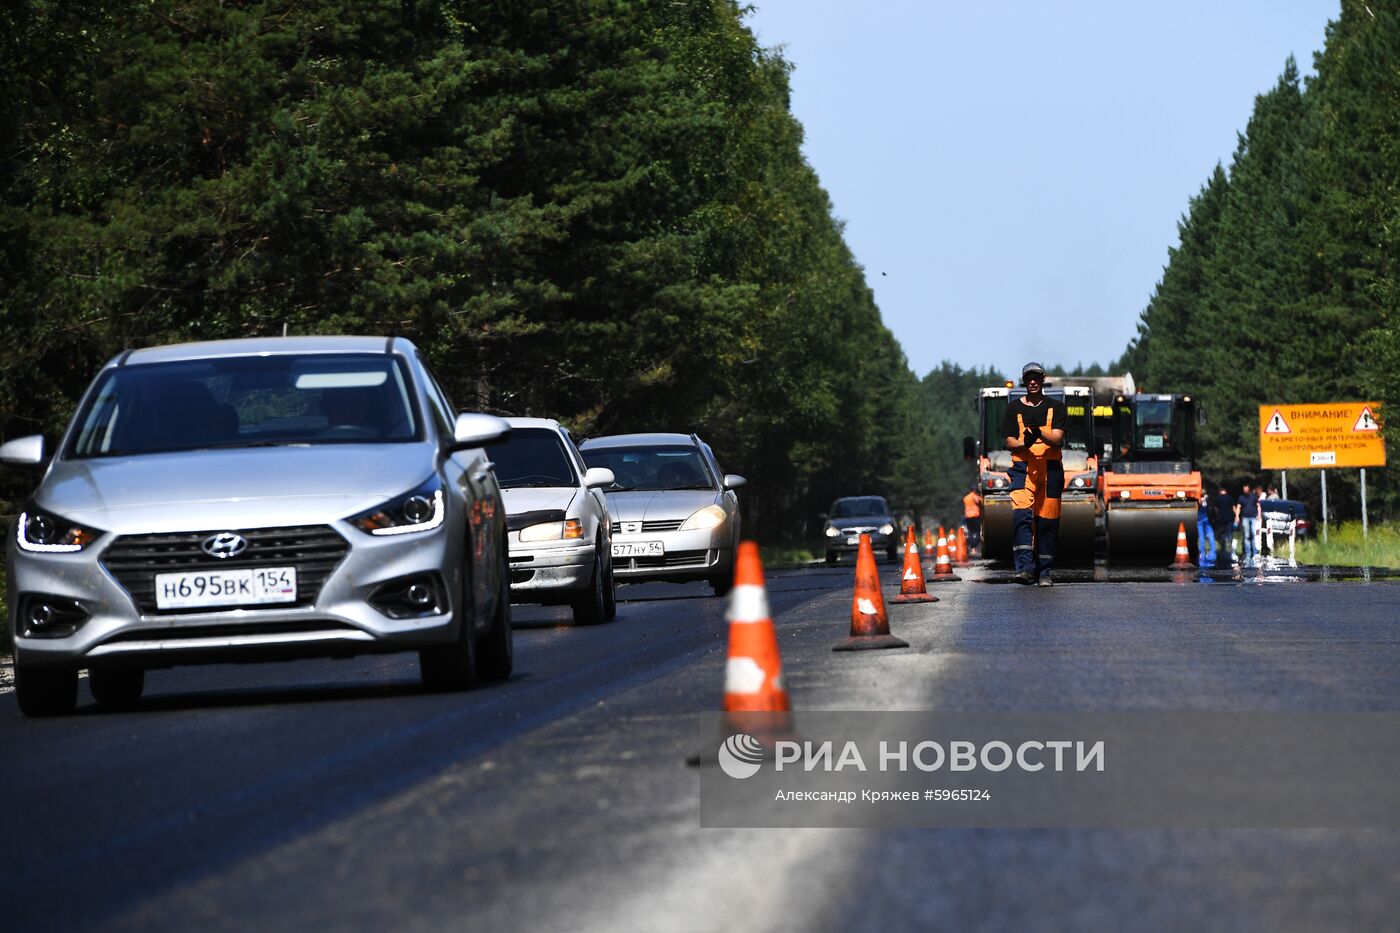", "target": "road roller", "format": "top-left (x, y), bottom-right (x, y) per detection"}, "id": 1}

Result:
top-left (965, 383), bottom-right (1098, 562)
top-left (1101, 392), bottom-right (1203, 560)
